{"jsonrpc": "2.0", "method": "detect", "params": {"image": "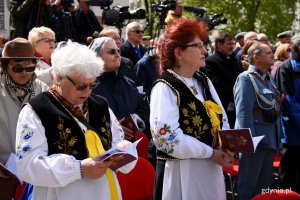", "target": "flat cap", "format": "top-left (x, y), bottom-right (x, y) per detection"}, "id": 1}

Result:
top-left (235, 32), bottom-right (247, 40)
top-left (277, 31), bottom-right (292, 39)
